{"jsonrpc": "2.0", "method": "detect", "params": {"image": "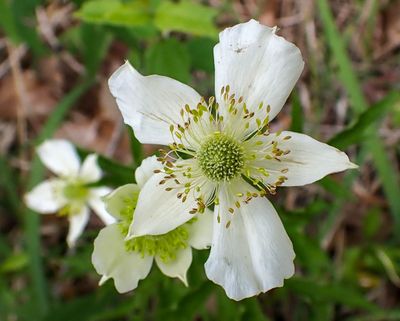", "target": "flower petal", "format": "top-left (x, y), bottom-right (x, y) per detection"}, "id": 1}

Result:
top-left (258, 131), bottom-right (357, 187)
top-left (67, 206), bottom-right (90, 247)
top-left (188, 208), bottom-right (213, 250)
top-left (205, 187), bottom-right (295, 301)
top-left (88, 187), bottom-right (116, 225)
top-left (155, 247), bottom-right (192, 286)
top-left (108, 61), bottom-right (202, 145)
top-left (135, 156), bottom-right (163, 188)
top-left (127, 173), bottom-right (198, 238)
top-left (92, 224), bottom-right (153, 293)
top-left (24, 179), bottom-right (67, 213)
top-left (37, 139), bottom-right (81, 178)
top-left (80, 154), bottom-right (102, 183)
top-left (214, 20), bottom-right (304, 122)
top-left (103, 184), bottom-right (140, 220)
